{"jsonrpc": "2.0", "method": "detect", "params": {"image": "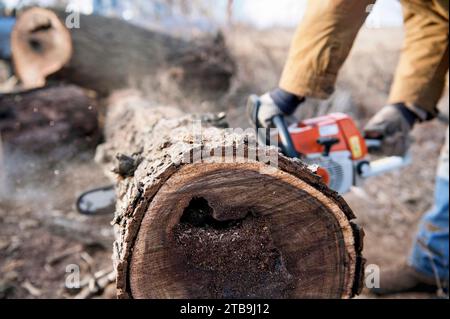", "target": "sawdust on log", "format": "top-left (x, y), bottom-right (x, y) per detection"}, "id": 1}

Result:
top-left (173, 197), bottom-right (295, 298)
